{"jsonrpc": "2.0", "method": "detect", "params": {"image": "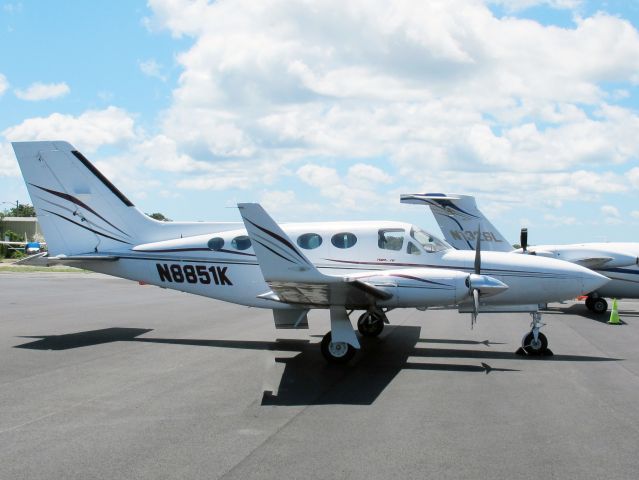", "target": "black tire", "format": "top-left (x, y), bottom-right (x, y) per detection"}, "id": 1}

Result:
top-left (591, 297), bottom-right (608, 315)
top-left (585, 297), bottom-right (594, 311)
top-left (320, 332), bottom-right (356, 364)
top-left (357, 312), bottom-right (384, 337)
top-left (522, 331), bottom-right (548, 356)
